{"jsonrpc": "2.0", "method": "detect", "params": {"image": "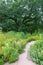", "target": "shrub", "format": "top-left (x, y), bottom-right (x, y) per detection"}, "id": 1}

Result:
top-left (0, 58), bottom-right (4, 65)
top-left (29, 40), bottom-right (43, 65)
top-left (9, 49), bottom-right (19, 63)
top-left (2, 45), bottom-right (12, 62)
top-left (16, 39), bottom-right (28, 53)
top-left (2, 19), bottom-right (16, 32)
